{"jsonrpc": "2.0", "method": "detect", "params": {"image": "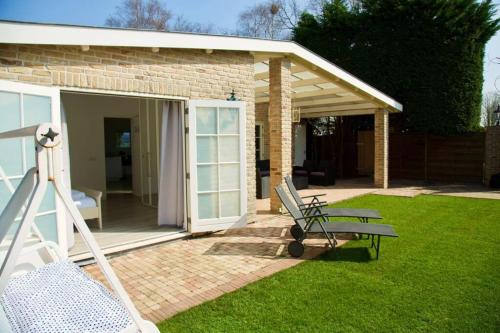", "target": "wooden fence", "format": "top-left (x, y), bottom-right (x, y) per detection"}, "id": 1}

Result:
top-left (389, 132), bottom-right (485, 182)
